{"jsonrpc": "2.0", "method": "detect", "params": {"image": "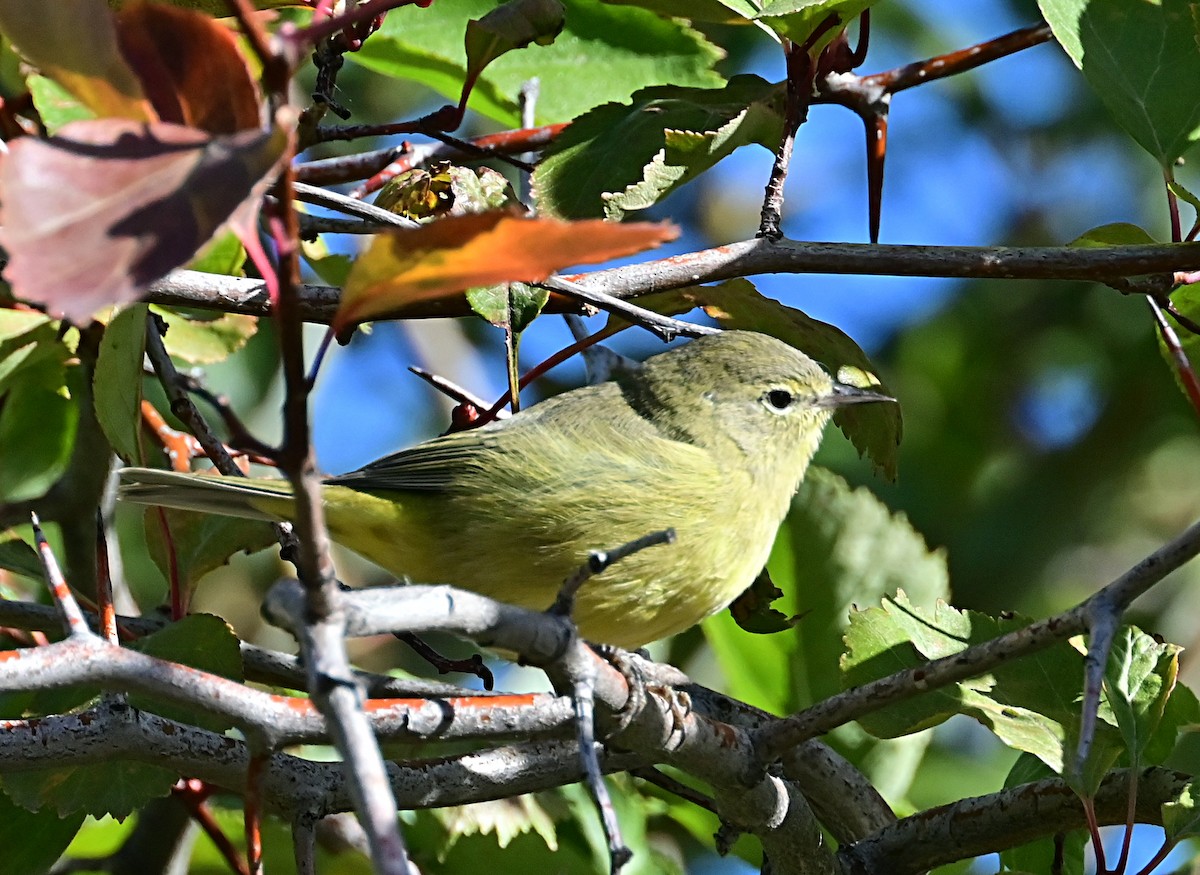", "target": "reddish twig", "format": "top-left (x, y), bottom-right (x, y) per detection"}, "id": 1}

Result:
top-left (30, 514), bottom-right (89, 638)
